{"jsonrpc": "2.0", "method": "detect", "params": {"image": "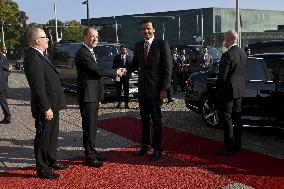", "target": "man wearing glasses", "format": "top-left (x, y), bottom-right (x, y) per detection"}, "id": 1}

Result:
top-left (23, 28), bottom-right (68, 179)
